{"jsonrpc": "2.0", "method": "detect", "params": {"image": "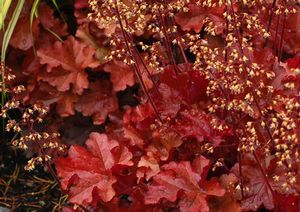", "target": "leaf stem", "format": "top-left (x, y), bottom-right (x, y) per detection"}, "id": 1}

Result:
top-left (273, 14), bottom-right (280, 55)
top-left (266, 0), bottom-right (277, 44)
top-left (35, 140), bottom-right (60, 185)
top-left (253, 151), bottom-right (276, 201)
top-left (157, 11), bottom-right (180, 74)
top-left (277, 12), bottom-right (286, 62)
top-left (238, 152), bottom-right (245, 199)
